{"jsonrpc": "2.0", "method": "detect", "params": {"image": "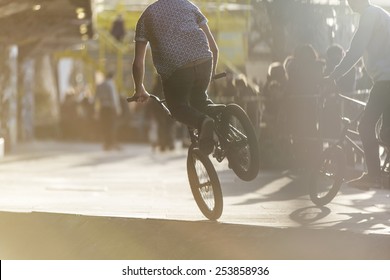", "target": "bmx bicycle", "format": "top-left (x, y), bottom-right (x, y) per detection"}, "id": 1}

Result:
top-left (309, 93), bottom-right (390, 206)
top-left (127, 73), bottom-right (260, 220)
